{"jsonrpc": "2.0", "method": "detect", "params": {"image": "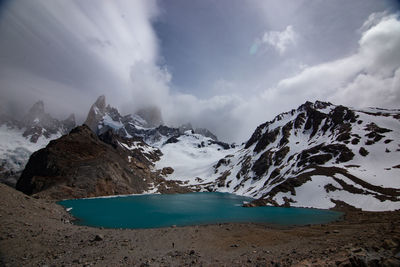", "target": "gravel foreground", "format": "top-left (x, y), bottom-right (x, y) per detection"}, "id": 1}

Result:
top-left (1, 183), bottom-right (400, 267)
